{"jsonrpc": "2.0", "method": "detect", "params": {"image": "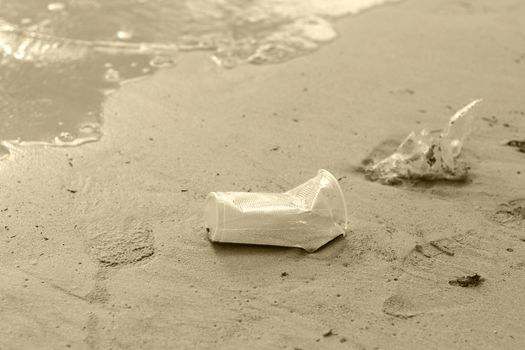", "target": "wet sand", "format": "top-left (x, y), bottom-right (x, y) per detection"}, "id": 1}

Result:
top-left (1, 0), bottom-right (525, 349)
